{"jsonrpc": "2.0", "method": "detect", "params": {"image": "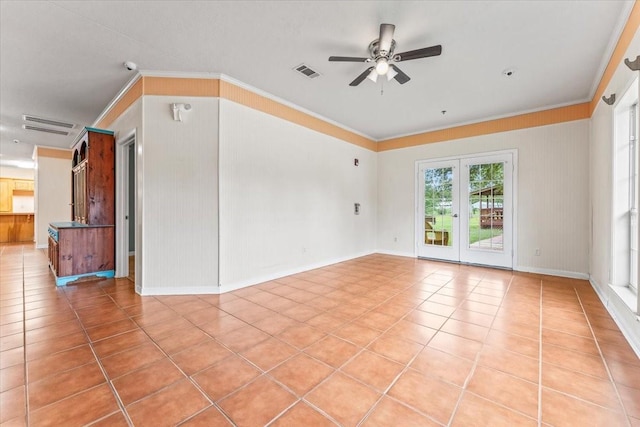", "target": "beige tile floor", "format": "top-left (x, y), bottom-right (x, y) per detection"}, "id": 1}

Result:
top-left (1, 243), bottom-right (639, 426)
